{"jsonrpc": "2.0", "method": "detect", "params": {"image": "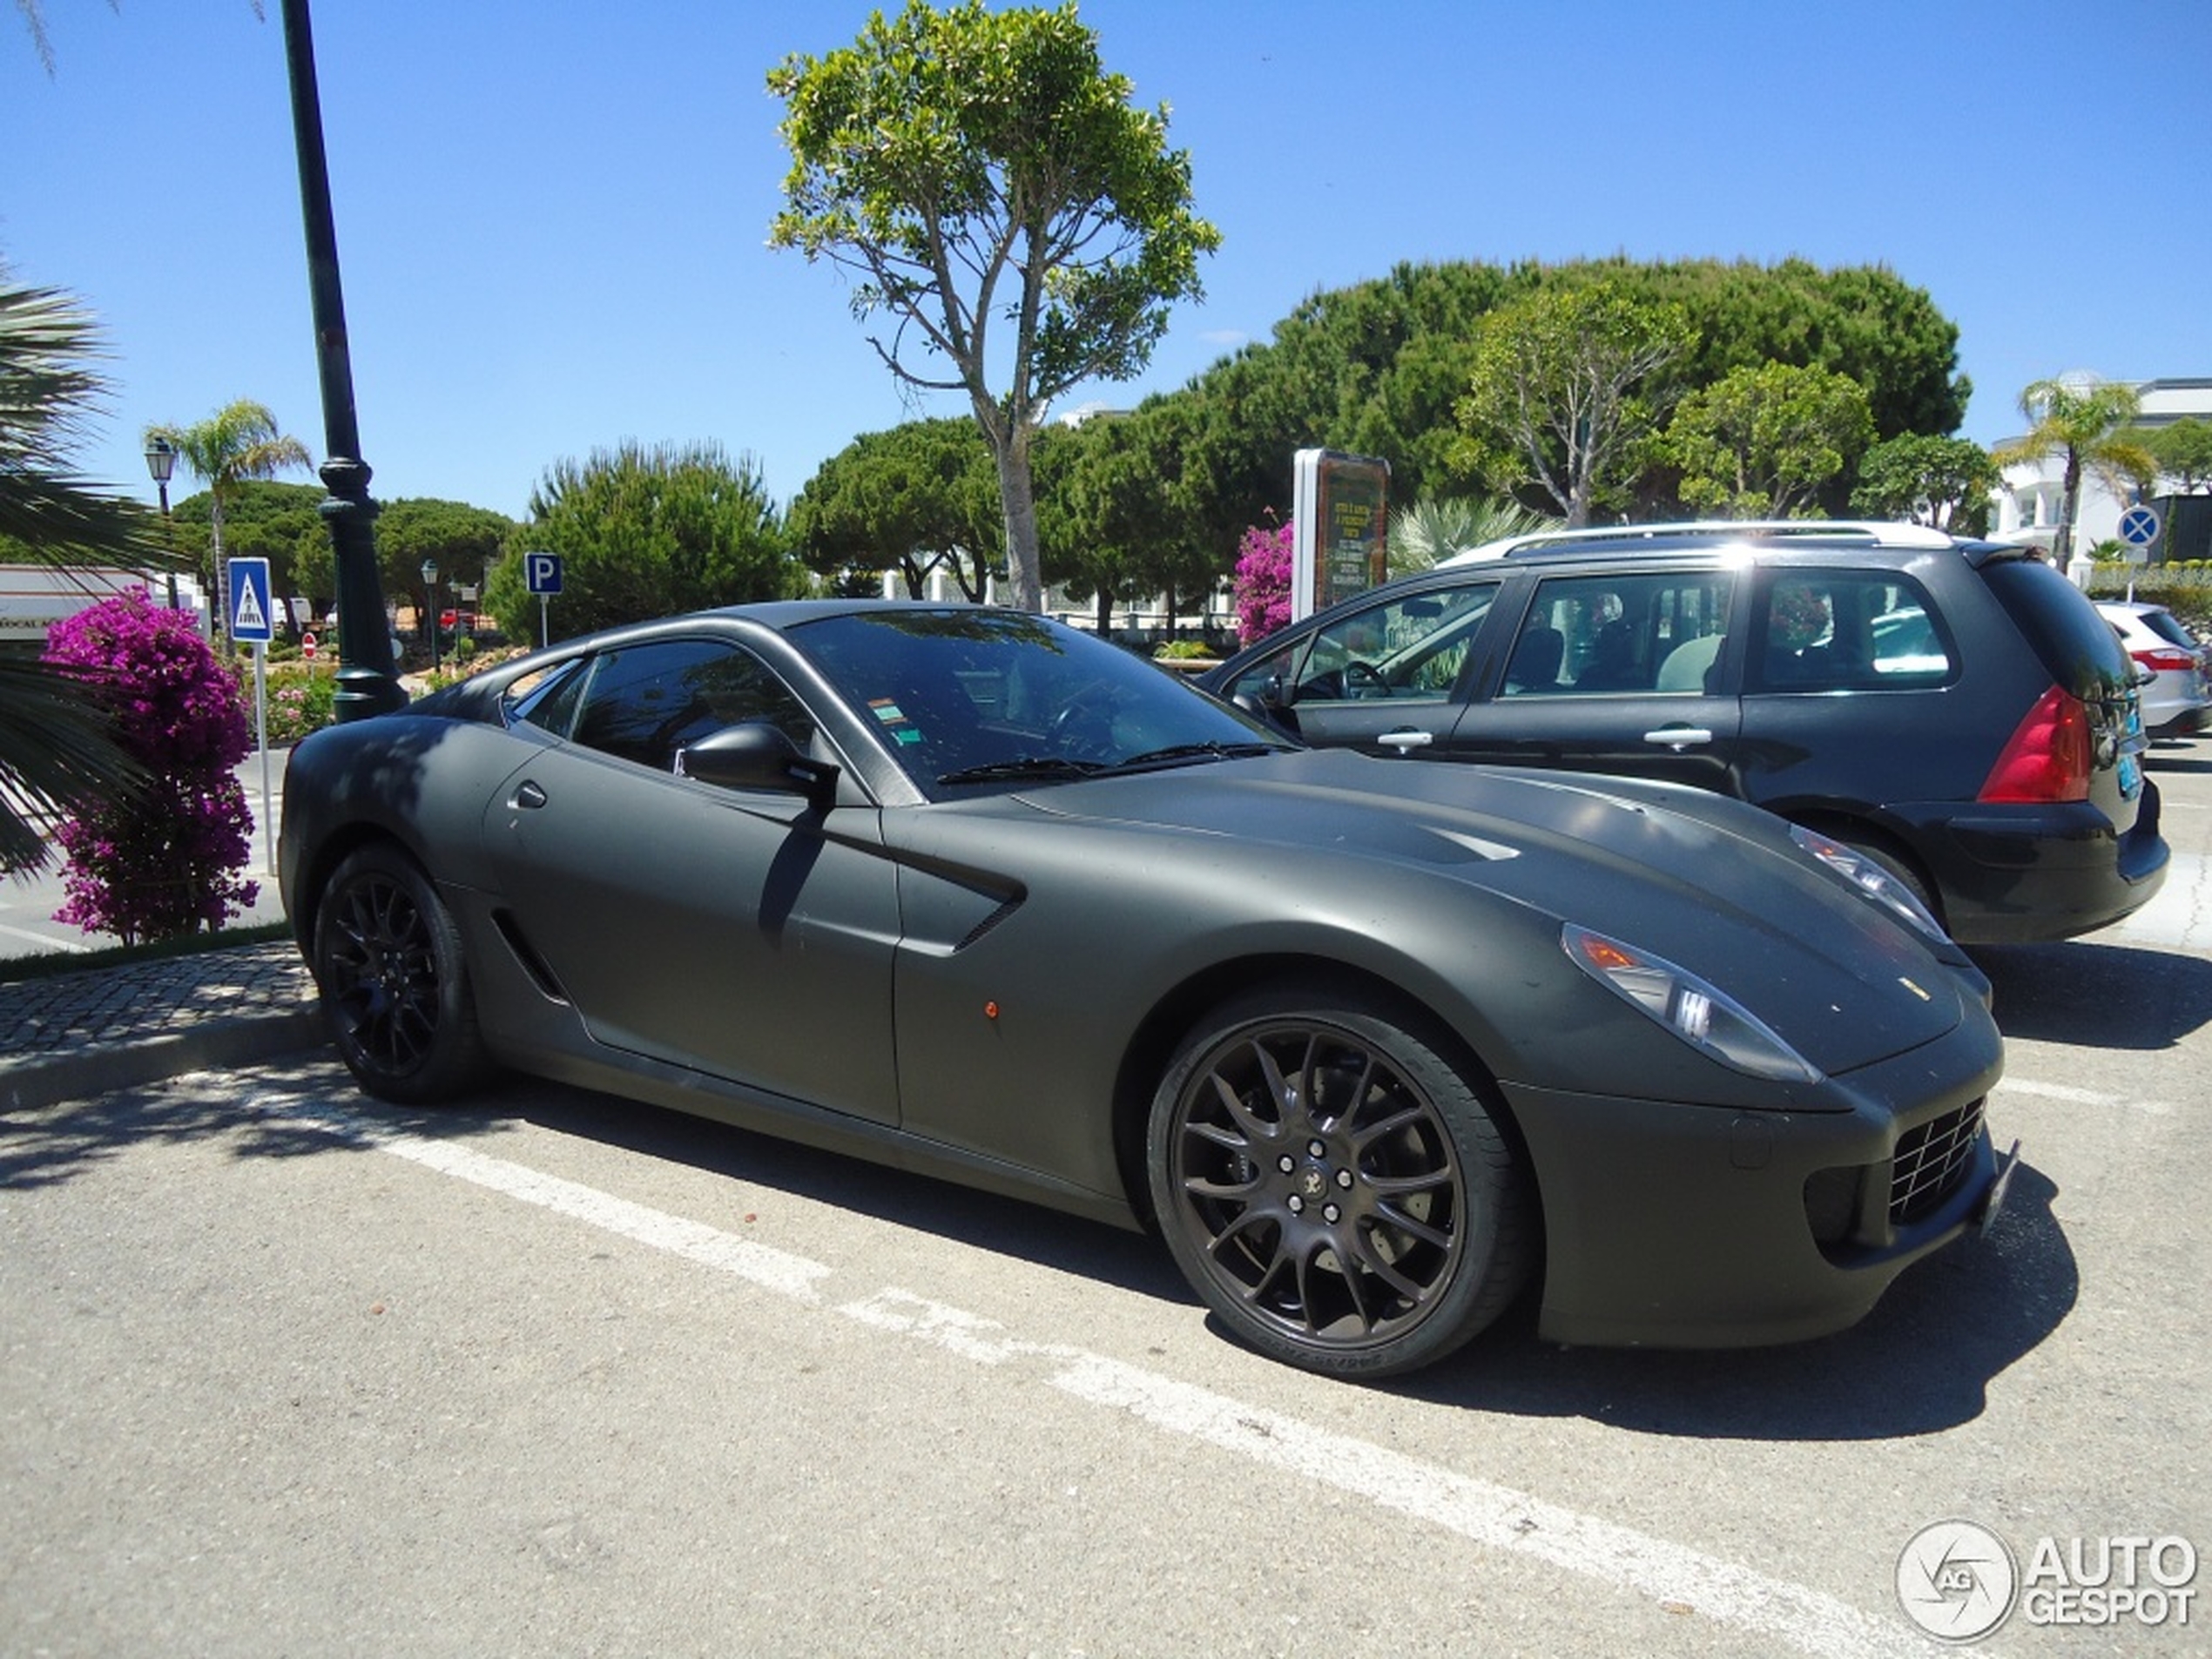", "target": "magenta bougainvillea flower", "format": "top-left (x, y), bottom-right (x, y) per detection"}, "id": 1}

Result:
top-left (1233, 516), bottom-right (1294, 646)
top-left (43, 587), bottom-right (260, 943)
